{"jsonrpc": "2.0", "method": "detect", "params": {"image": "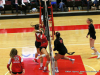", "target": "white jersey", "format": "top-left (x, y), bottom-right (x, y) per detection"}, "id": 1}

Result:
top-left (0, 0), bottom-right (5, 7)
top-left (22, 0), bottom-right (30, 5)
